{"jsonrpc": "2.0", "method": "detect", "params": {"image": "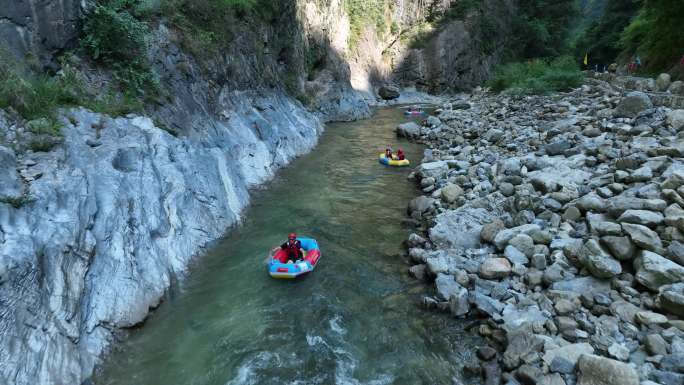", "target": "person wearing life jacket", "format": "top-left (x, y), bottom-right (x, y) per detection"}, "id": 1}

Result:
top-left (279, 233), bottom-right (303, 263)
top-left (397, 148), bottom-right (405, 160)
top-left (385, 147), bottom-right (393, 159)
